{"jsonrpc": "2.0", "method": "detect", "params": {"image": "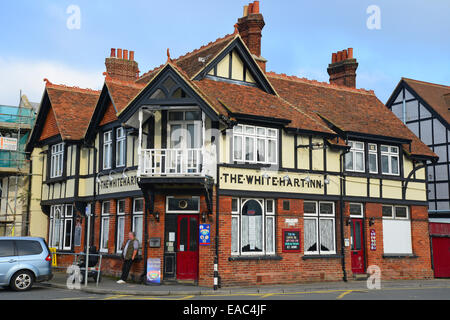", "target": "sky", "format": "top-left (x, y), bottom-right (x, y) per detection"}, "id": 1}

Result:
top-left (0, 0), bottom-right (449, 107)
